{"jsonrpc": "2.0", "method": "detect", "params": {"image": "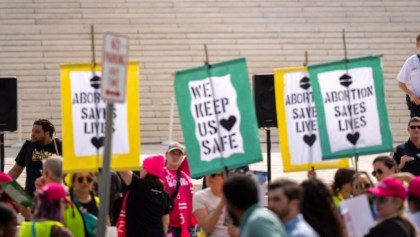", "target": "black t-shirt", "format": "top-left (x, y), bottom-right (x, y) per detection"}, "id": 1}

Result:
top-left (364, 216), bottom-right (416, 237)
top-left (15, 139), bottom-right (62, 196)
top-left (393, 139), bottom-right (420, 176)
top-left (126, 173), bottom-right (170, 237)
top-left (79, 193), bottom-right (99, 217)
